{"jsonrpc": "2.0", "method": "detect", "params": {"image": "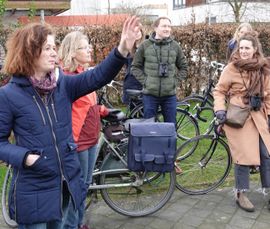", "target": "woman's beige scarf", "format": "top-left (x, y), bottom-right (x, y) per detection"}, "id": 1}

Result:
top-left (231, 54), bottom-right (270, 103)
